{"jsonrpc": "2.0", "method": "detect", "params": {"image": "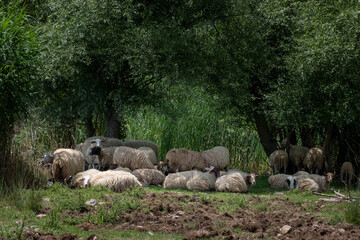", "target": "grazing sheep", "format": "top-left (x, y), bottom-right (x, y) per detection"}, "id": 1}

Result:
top-left (51, 149), bottom-right (84, 183)
top-left (269, 150), bottom-right (289, 174)
top-left (303, 147), bottom-right (326, 174)
top-left (131, 169), bottom-right (166, 186)
top-left (294, 177), bottom-right (320, 192)
top-left (288, 145), bottom-right (309, 173)
top-left (165, 148), bottom-right (209, 173)
top-left (340, 162), bottom-right (355, 188)
top-left (163, 170), bottom-right (202, 189)
top-left (89, 170), bottom-right (142, 192)
top-left (81, 136), bottom-right (123, 170)
top-left (113, 146), bottom-right (155, 171)
top-left (201, 146), bottom-right (230, 171)
top-left (123, 140), bottom-right (159, 158)
top-left (268, 174), bottom-right (292, 189)
top-left (293, 171), bottom-right (310, 176)
top-left (138, 147), bottom-right (157, 165)
top-left (215, 172), bottom-right (248, 193)
top-left (186, 167), bottom-right (220, 191)
top-left (89, 146), bottom-right (118, 170)
top-left (227, 169), bottom-right (257, 186)
top-left (69, 169), bottom-right (100, 188)
top-left (295, 173), bottom-right (334, 192)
